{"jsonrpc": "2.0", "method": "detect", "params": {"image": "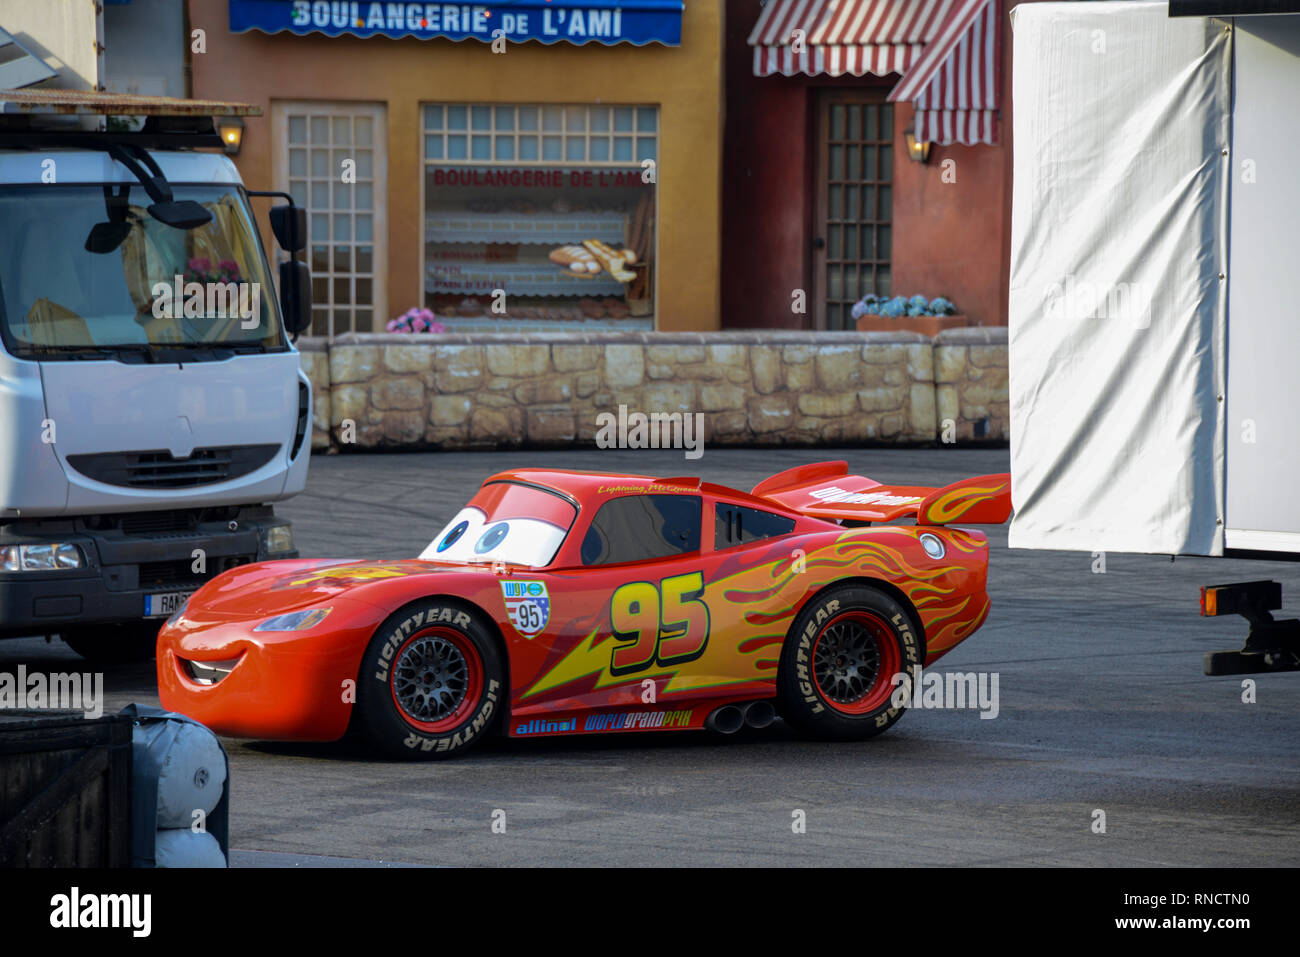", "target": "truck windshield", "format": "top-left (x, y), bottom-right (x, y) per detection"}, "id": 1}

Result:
top-left (0, 184), bottom-right (286, 359)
